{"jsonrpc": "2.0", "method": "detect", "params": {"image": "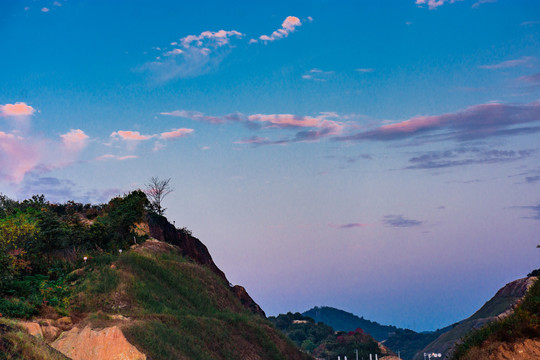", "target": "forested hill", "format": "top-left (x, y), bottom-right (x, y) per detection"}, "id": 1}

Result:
top-left (0, 191), bottom-right (310, 360)
top-left (303, 306), bottom-right (401, 341)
